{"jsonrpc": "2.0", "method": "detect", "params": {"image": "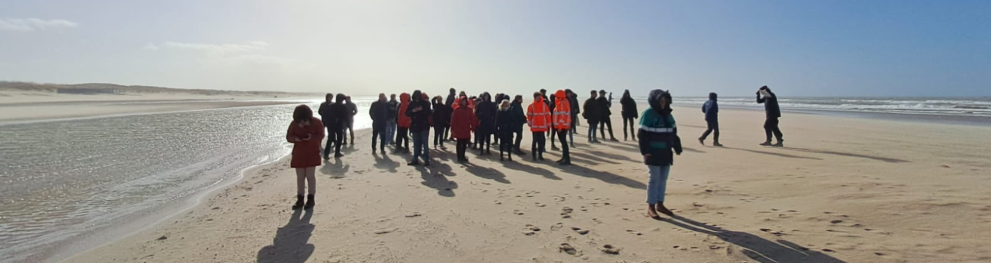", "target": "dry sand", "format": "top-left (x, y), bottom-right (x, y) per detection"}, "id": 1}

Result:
top-left (64, 105), bottom-right (991, 263)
